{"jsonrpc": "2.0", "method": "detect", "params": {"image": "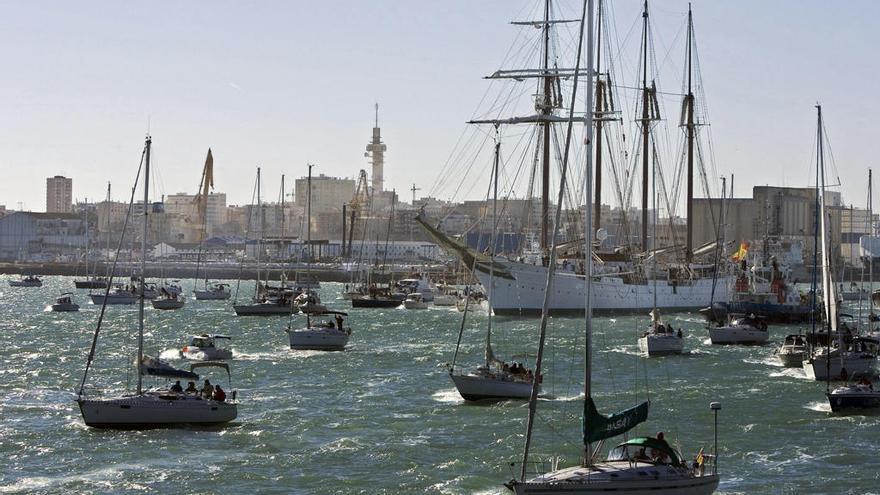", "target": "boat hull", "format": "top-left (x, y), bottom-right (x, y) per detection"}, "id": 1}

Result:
top-left (183, 349), bottom-right (233, 361)
top-left (90, 294), bottom-right (138, 305)
top-left (9, 280), bottom-right (42, 287)
top-left (704, 301), bottom-right (813, 324)
top-left (287, 327), bottom-right (349, 351)
top-left (433, 295), bottom-right (458, 306)
top-left (827, 389), bottom-right (880, 412)
top-left (638, 335), bottom-right (683, 356)
top-left (708, 326), bottom-right (768, 345)
top-left (77, 394), bottom-right (237, 428)
top-left (351, 297), bottom-right (401, 308)
top-left (152, 299), bottom-right (185, 310)
top-left (194, 290), bottom-right (231, 300)
top-left (233, 304), bottom-right (294, 316)
top-left (451, 373), bottom-right (535, 401)
top-left (74, 280), bottom-right (108, 289)
top-left (803, 355), bottom-right (876, 381)
top-left (777, 349), bottom-right (805, 367)
top-left (51, 303), bottom-right (80, 312)
top-left (473, 259), bottom-right (730, 316)
top-left (509, 464), bottom-right (719, 495)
